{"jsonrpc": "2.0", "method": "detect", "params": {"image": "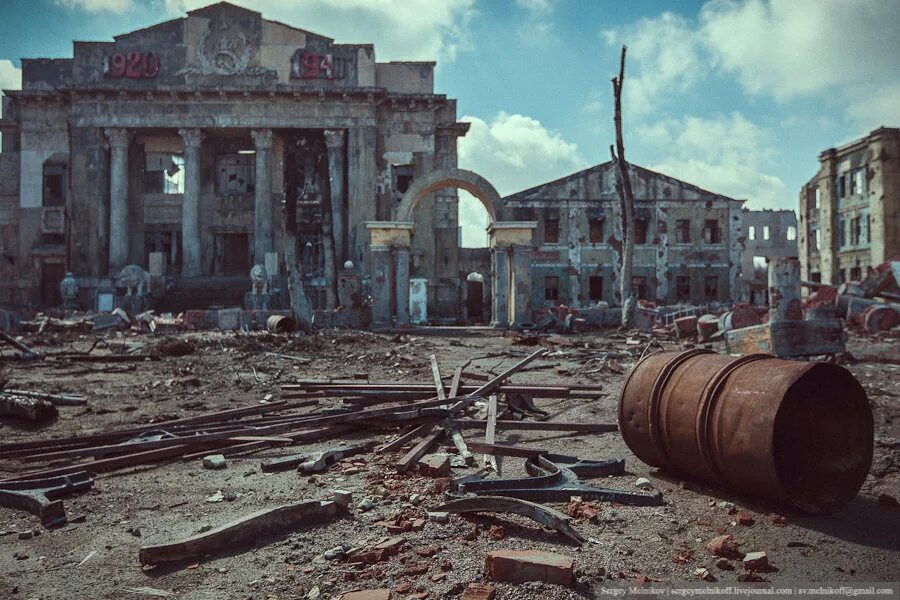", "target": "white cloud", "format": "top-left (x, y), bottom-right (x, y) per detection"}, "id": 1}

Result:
top-left (636, 112), bottom-right (789, 209)
top-left (164, 0), bottom-right (476, 63)
top-left (456, 112), bottom-right (586, 245)
top-left (601, 12), bottom-right (705, 117)
top-left (515, 0), bottom-right (554, 15)
top-left (53, 0), bottom-right (134, 12)
top-left (844, 82), bottom-right (900, 130)
top-left (699, 0), bottom-right (900, 101)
